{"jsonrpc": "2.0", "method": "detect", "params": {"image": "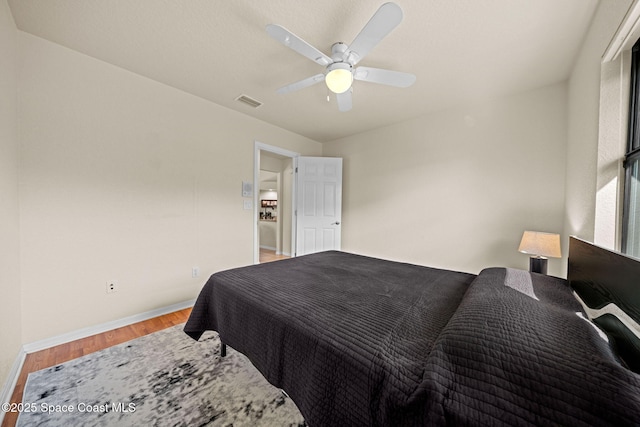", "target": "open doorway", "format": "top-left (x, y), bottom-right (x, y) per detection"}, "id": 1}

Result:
top-left (254, 142), bottom-right (299, 264)
top-left (258, 167), bottom-right (288, 263)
